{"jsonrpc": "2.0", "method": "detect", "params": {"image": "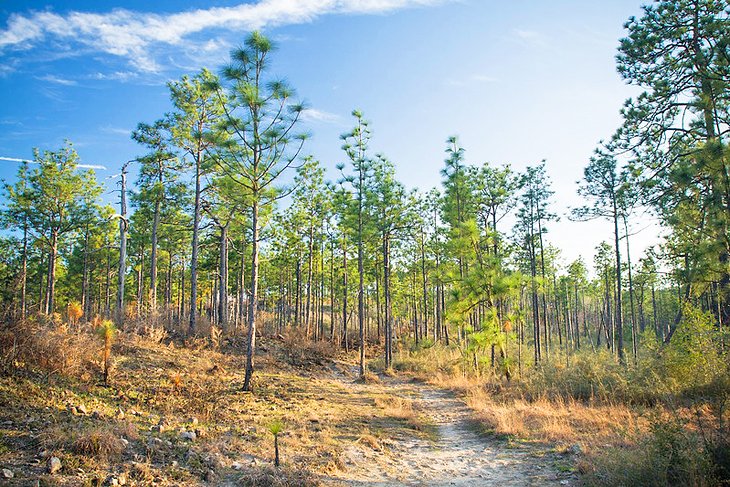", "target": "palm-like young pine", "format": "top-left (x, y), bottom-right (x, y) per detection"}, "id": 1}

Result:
top-left (212, 31), bottom-right (306, 391)
top-left (96, 319), bottom-right (117, 385)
